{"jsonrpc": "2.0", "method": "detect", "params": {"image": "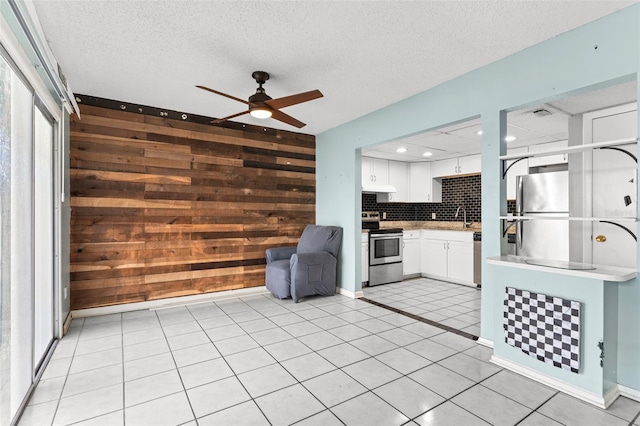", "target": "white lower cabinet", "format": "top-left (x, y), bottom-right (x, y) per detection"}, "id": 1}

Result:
top-left (446, 241), bottom-right (474, 283)
top-left (361, 233), bottom-right (369, 284)
top-left (420, 238), bottom-right (448, 277)
top-left (364, 228), bottom-right (474, 285)
top-left (419, 230), bottom-right (474, 286)
top-left (403, 231), bottom-right (420, 276)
